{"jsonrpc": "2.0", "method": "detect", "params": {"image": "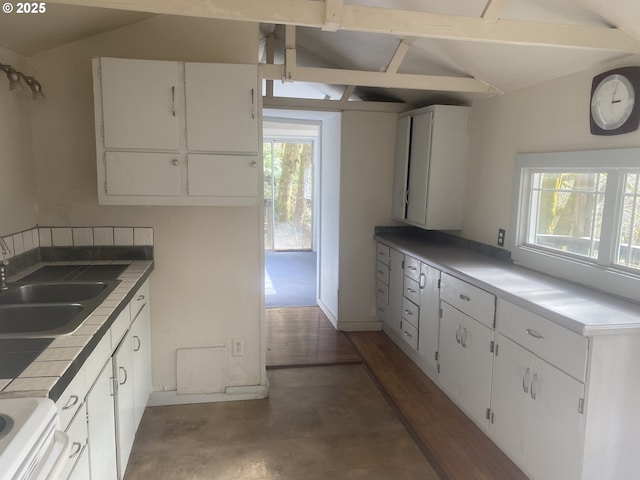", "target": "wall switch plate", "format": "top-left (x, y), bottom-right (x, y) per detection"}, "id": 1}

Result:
top-left (232, 338), bottom-right (245, 356)
top-left (497, 228), bottom-right (506, 247)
